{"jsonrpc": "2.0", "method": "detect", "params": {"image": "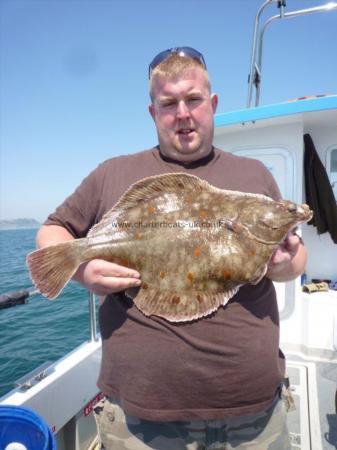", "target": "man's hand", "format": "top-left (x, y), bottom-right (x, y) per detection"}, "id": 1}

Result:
top-left (266, 233), bottom-right (307, 282)
top-left (73, 259), bottom-right (141, 296)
